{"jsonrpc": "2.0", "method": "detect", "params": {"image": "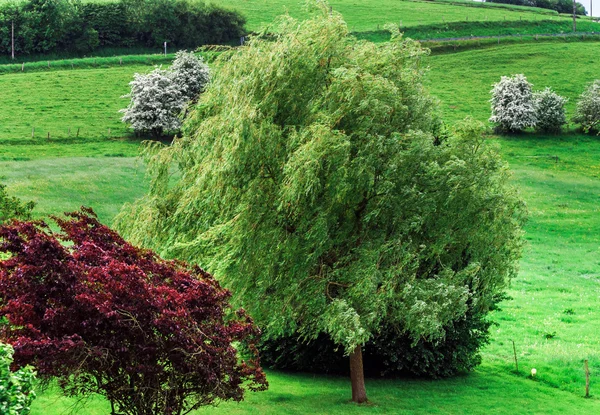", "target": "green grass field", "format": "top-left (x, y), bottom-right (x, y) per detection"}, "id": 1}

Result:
top-left (427, 42), bottom-right (600, 123)
top-left (209, 0), bottom-right (569, 32)
top-left (0, 62), bottom-right (172, 142)
top-left (2, 3), bottom-right (600, 413)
